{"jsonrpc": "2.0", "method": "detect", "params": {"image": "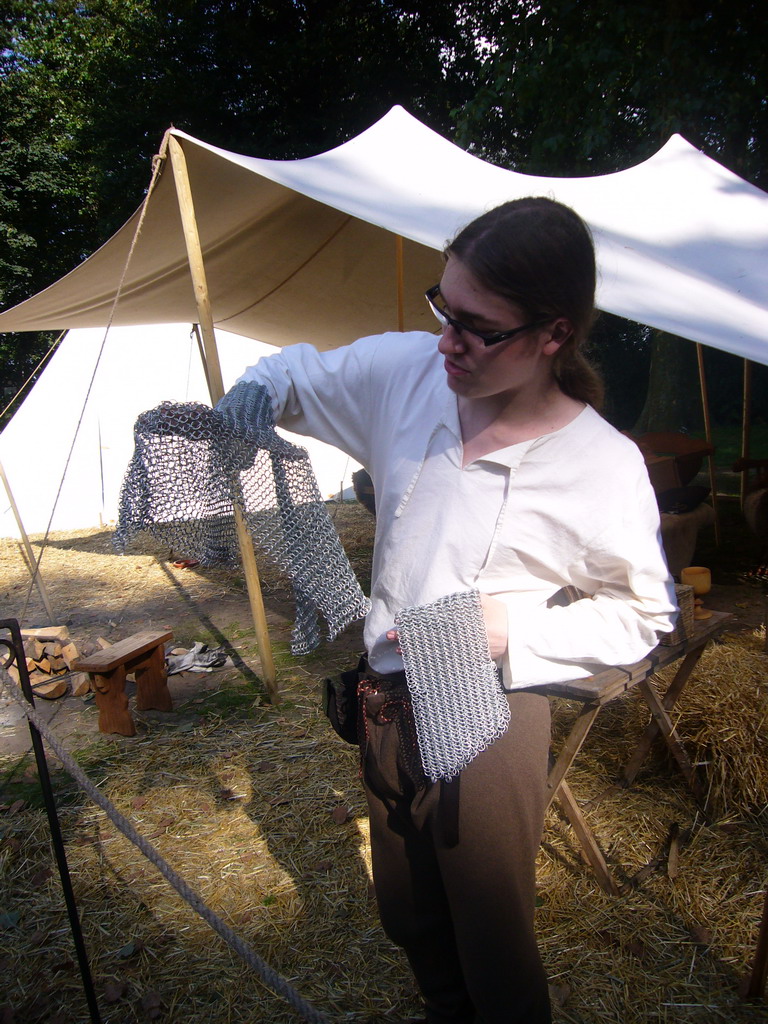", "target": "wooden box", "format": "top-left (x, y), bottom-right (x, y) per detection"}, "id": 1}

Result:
top-left (659, 584), bottom-right (695, 646)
